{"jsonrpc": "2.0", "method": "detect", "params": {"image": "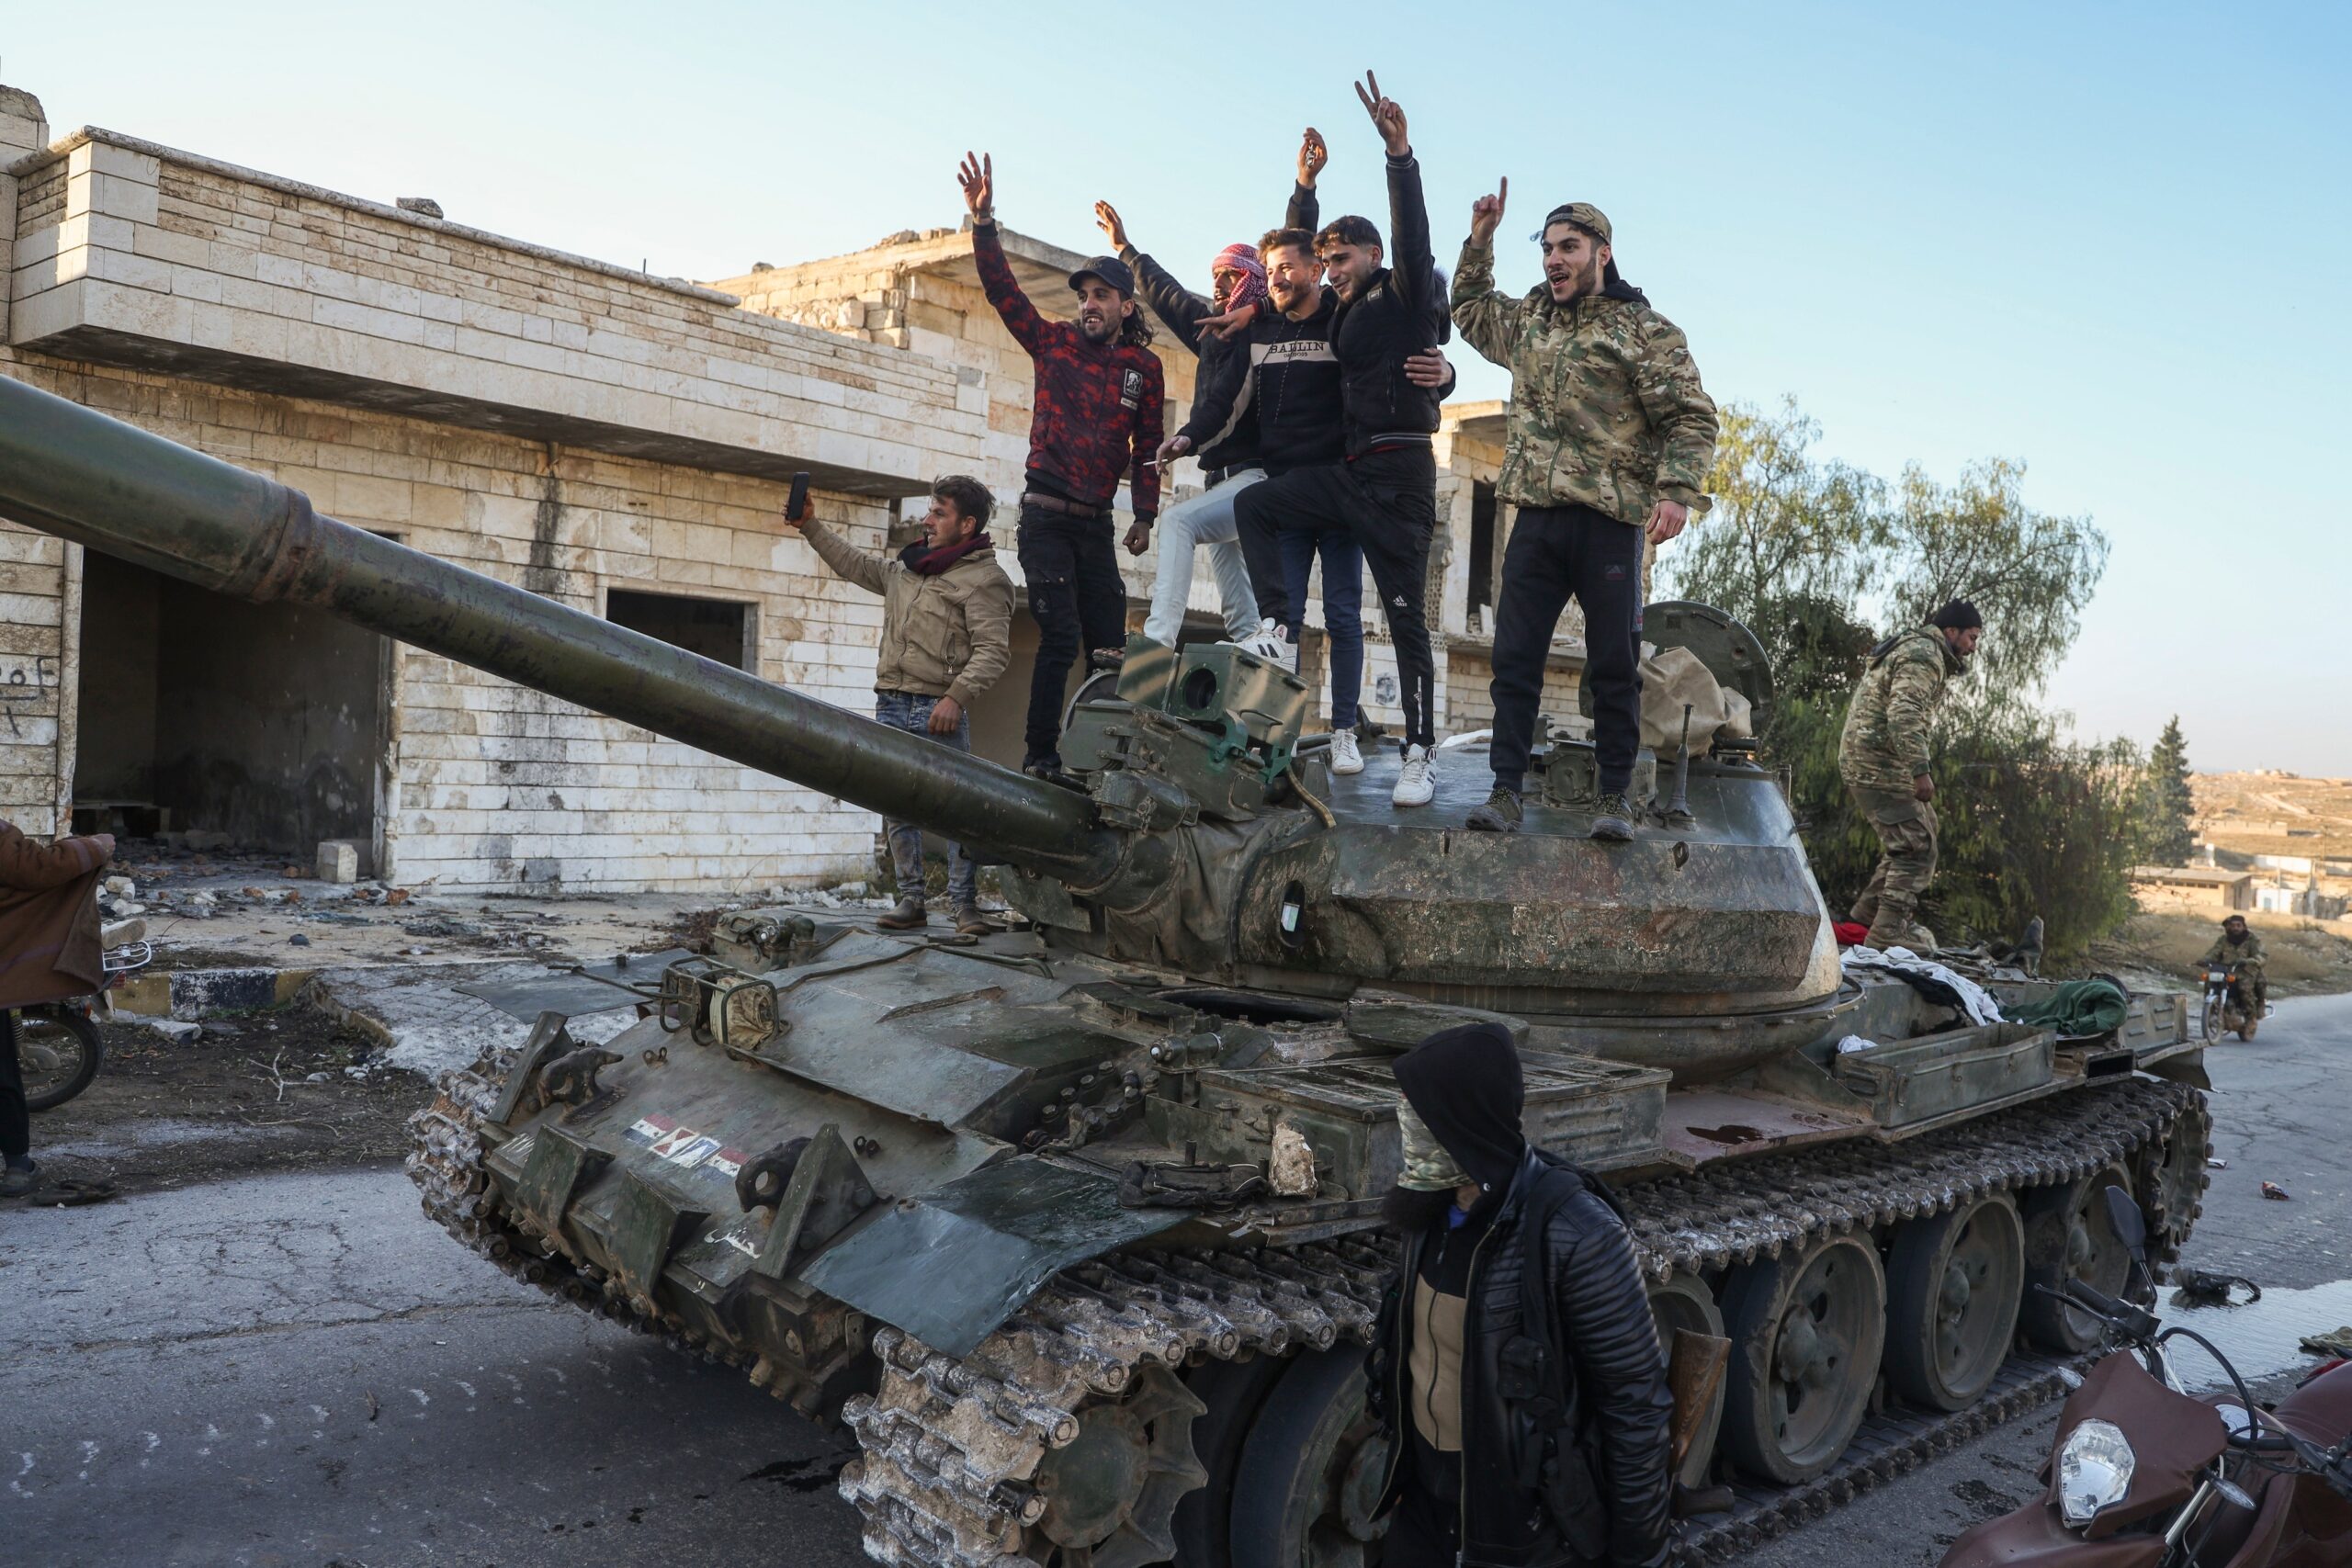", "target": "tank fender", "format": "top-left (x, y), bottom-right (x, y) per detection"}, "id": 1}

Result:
top-left (800, 1156), bottom-right (1187, 1357)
